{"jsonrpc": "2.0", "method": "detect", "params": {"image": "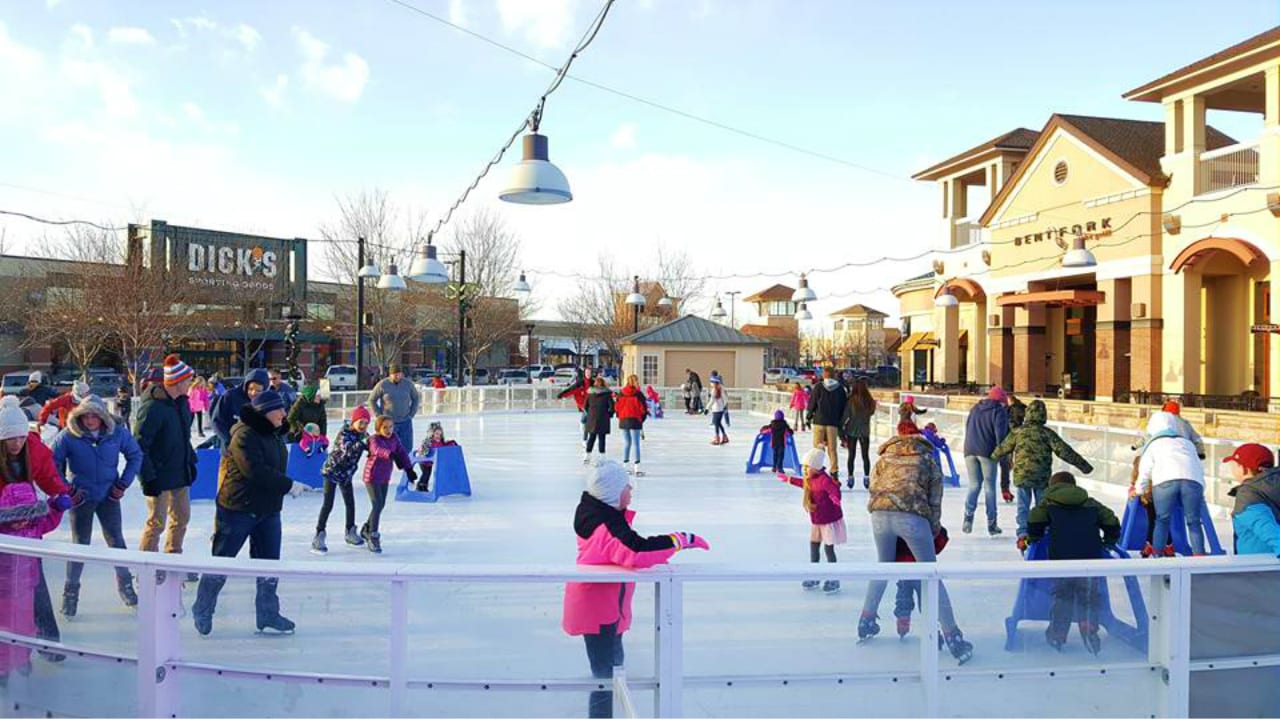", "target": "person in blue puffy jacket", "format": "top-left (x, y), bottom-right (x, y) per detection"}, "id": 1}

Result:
top-left (51, 396), bottom-right (143, 614)
top-left (1224, 443), bottom-right (1280, 556)
top-left (212, 368), bottom-right (269, 448)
